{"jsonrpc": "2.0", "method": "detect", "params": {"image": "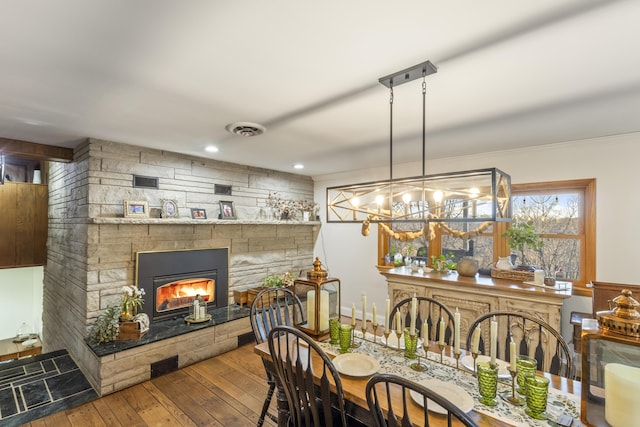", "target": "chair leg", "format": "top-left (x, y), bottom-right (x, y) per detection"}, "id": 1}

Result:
top-left (257, 382), bottom-right (276, 427)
